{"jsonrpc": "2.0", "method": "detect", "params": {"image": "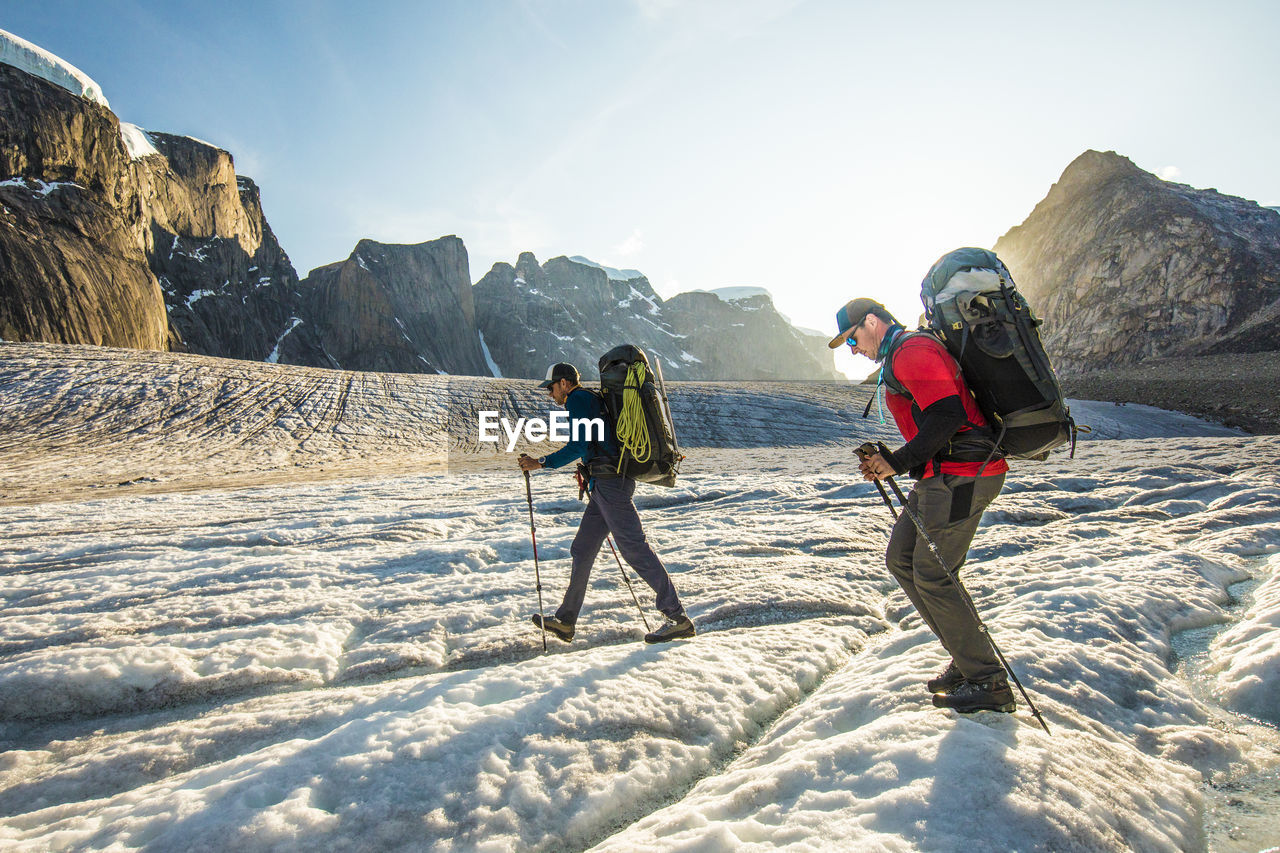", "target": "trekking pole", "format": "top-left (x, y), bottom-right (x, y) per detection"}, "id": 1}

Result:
top-left (858, 442), bottom-right (1051, 736)
top-left (523, 470), bottom-right (548, 653)
top-left (606, 535), bottom-right (652, 632)
top-left (855, 442), bottom-right (898, 519)
top-left (872, 479), bottom-right (897, 520)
